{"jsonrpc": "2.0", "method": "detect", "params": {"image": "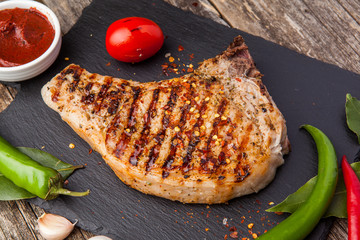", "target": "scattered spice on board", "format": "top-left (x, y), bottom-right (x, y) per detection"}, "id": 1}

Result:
top-left (230, 231), bottom-right (238, 238)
